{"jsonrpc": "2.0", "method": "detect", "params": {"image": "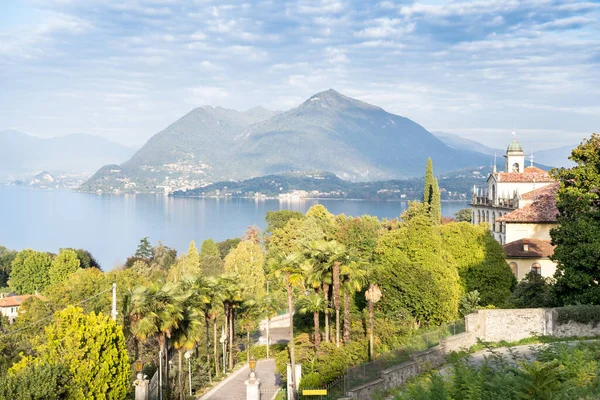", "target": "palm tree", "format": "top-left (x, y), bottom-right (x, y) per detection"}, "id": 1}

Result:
top-left (273, 251), bottom-right (306, 399)
top-left (304, 240), bottom-right (346, 346)
top-left (194, 275), bottom-right (221, 381)
top-left (341, 259), bottom-right (368, 343)
top-left (239, 298), bottom-right (260, 362)
top-left (297, 292), bottom-right (328, 347)
top-left (218, 274), bottom-right (243, 371)
top-left (130, 282), bottom-right (186, 400)
top-left (171, 291), bottom-right (202, 400)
